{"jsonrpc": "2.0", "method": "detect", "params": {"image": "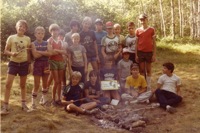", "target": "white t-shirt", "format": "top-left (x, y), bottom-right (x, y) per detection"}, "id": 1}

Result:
top-left (157, 74), bottom-right (181, 94)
